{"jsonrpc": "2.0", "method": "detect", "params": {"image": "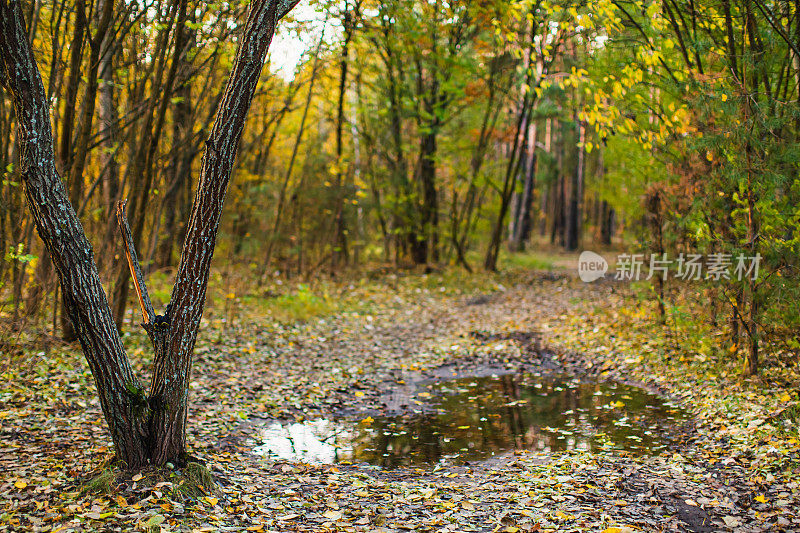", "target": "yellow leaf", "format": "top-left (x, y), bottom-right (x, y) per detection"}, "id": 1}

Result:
top-left (779, 393), bottom-right (791, 402)
top-left (14, 480), bottom-right (27, 489)
top-left (323, 510), bottom-right (343, 521)
top-left (361, 416), bottom-right (374, 425)
top-left (204, 496), bottom-right (218, 506)
top-left (354, 391), bottom-right (364, 398)
top-left (755, 495), bottom-right (767, 504)
top-left (247, 525), bottom-right (264, 531)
